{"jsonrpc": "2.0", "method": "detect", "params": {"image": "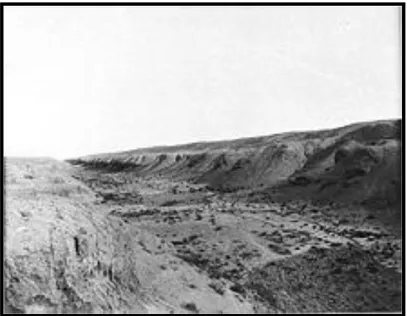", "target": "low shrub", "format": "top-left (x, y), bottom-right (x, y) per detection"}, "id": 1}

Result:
top-left (181, 302), bottom-right (198, 313)
top-left (209, 280), bottom-right (225, 295)
top-left (160, 200), bottom-right (178, 207)
top-left (230, 282), bottom-right (246, 296)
